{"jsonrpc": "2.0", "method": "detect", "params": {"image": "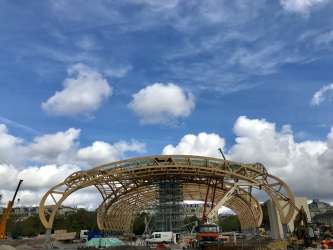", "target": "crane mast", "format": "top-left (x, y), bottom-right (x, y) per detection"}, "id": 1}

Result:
top-left (0, 179), bottom-right (23, 239)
